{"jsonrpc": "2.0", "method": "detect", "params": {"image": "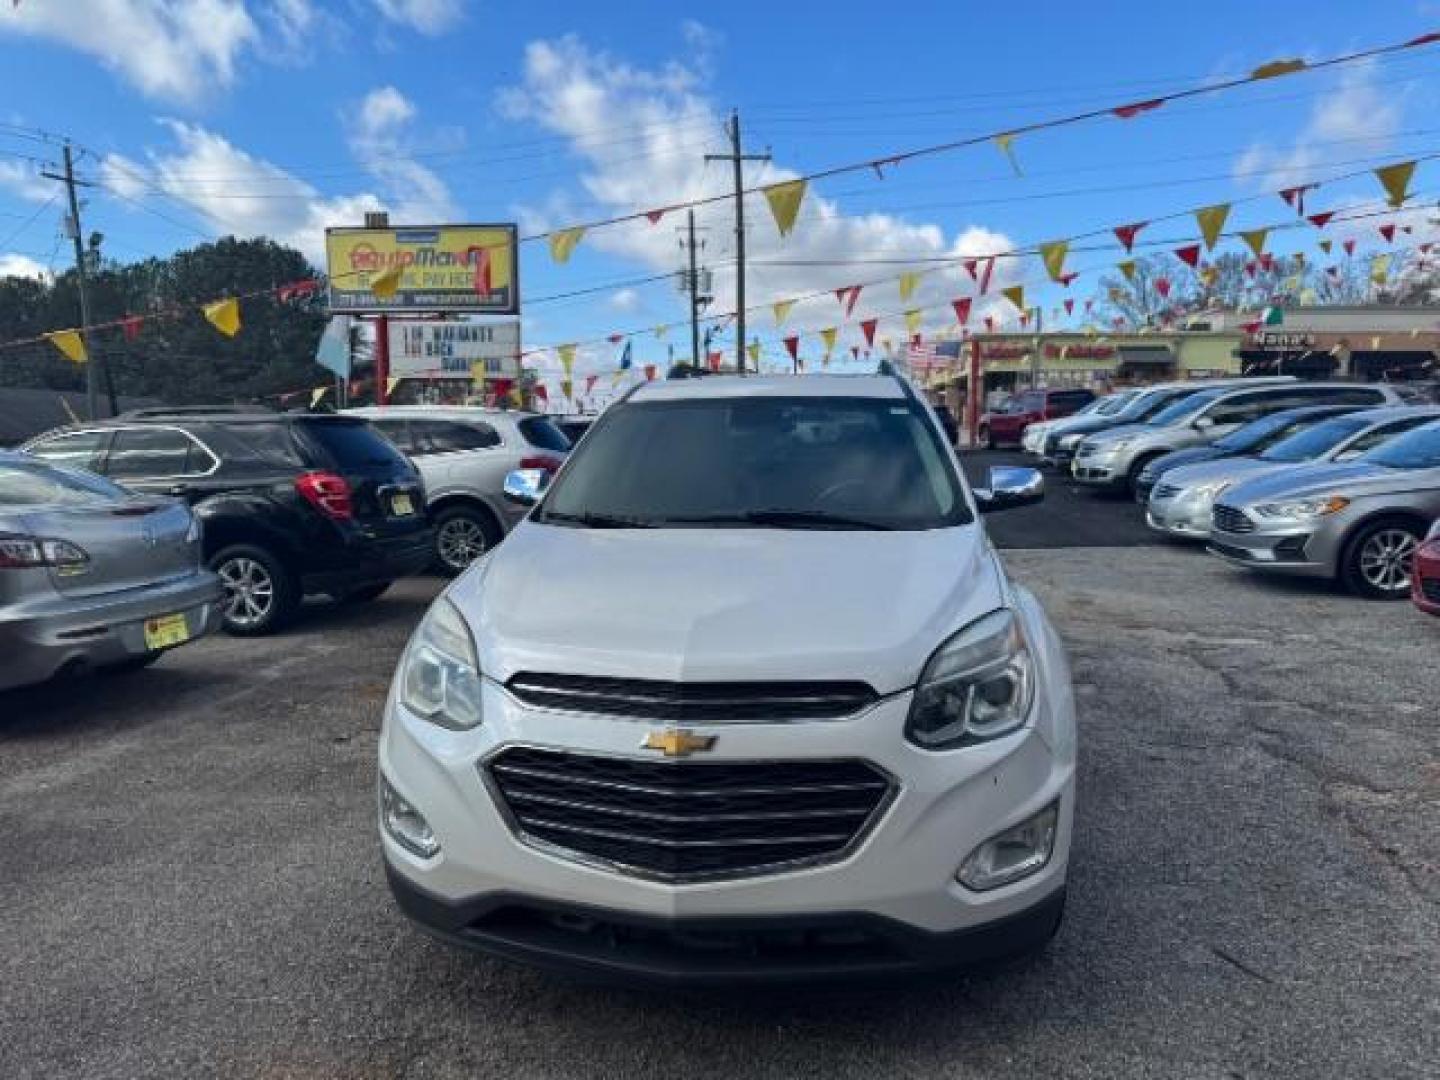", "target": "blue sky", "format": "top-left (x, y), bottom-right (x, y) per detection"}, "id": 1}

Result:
top-left (3, 1), bottom-right (1439, 380)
